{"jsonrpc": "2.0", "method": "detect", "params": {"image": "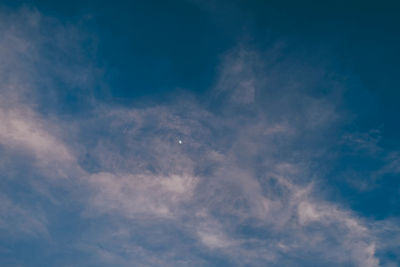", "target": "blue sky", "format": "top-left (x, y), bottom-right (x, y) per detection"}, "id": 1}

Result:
top-left (0, 1), bottom-right (399, 266)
